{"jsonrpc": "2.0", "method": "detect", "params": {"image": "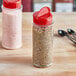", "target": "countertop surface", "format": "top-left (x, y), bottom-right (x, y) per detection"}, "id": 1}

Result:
top-left (0, 13), bottom-right (76, 76)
